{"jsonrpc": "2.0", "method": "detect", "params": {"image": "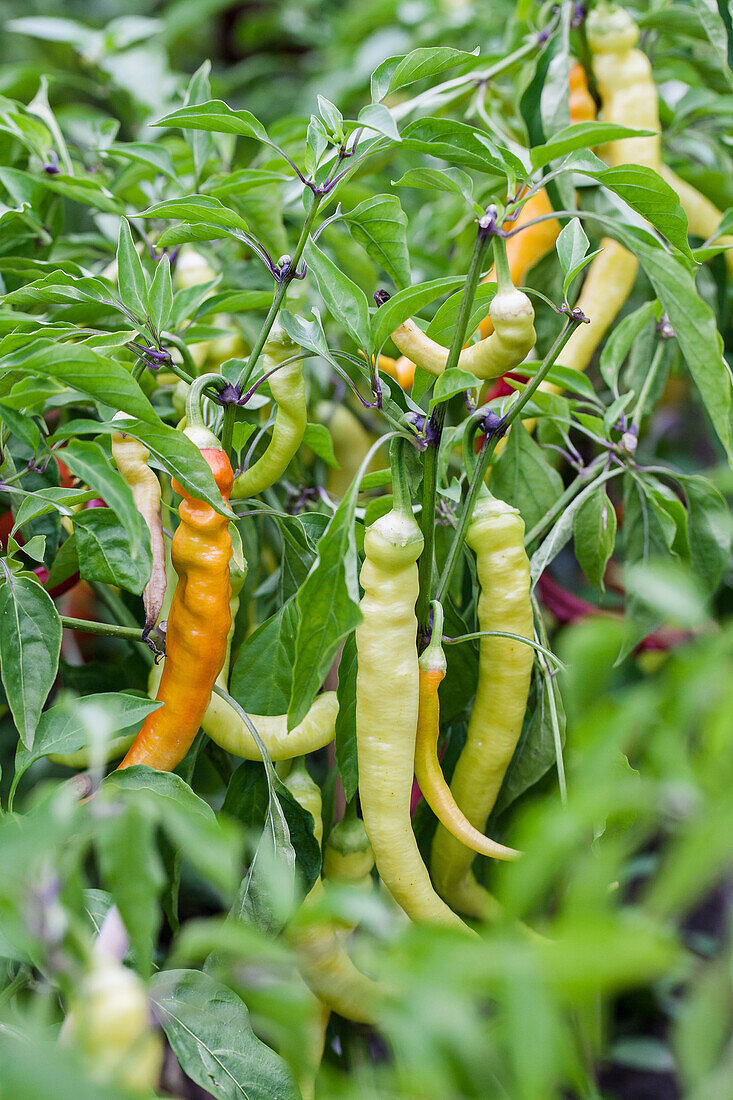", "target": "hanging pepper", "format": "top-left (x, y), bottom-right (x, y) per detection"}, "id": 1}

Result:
top-left (588, 3), bottom-right (733, 274)
top-left (558, 237), bottom-right (638, 374)
top-left (119, 377), bottom-right (233, 772)
top-left (63, 952), bottom-right (163, 1093)
top-left (389, 239), bottom-right (536, 382)
top-left (322, 802), bottom-right (374, 889)
top-left (147, 538), bottom-right (339, 760)
top-left (285, 768), bottom-right (383, 1025)
top-left (394, 62), bottom-right (595, 381)
top-left (111, 414), bottom-right (167, 635)
top-left (415, 601), bottom-right (520, 862)
top-left (568, 59), bottom-right (597, 123)
top-left (318, 402), bottom-right (376, 500)
top-left (231, 325), bottom-right (306, 498)
top-left (431, 438), bottom-right (534, 919)
top-left (477, 190), bottom-right (561, 341)
top-left (355, 438), bottom-right (465, 928)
